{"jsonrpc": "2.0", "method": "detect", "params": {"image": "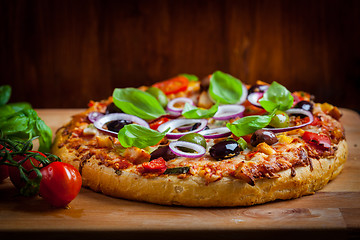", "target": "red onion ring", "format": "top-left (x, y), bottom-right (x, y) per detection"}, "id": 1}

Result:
top-left (166, 97), bottom-right (194, 116)
top-left (88, 112), bottom-right (104, 123)
top-left (94, 113), bottom-right (150, 135)
top-left (247, 92), bottom-right (264, 108)
top-left (157, 119), bottom-right (208, 139)
top-left (263, 109), bottom-right (314, 133)
top-left (198, 127), bottom-right (232, 139)
top-left (169, 141), bottom-right (206, 158)
top-left (238, 84), bottom-right (248, 104)
top-left (213, 105), bottom-right (245, 120)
